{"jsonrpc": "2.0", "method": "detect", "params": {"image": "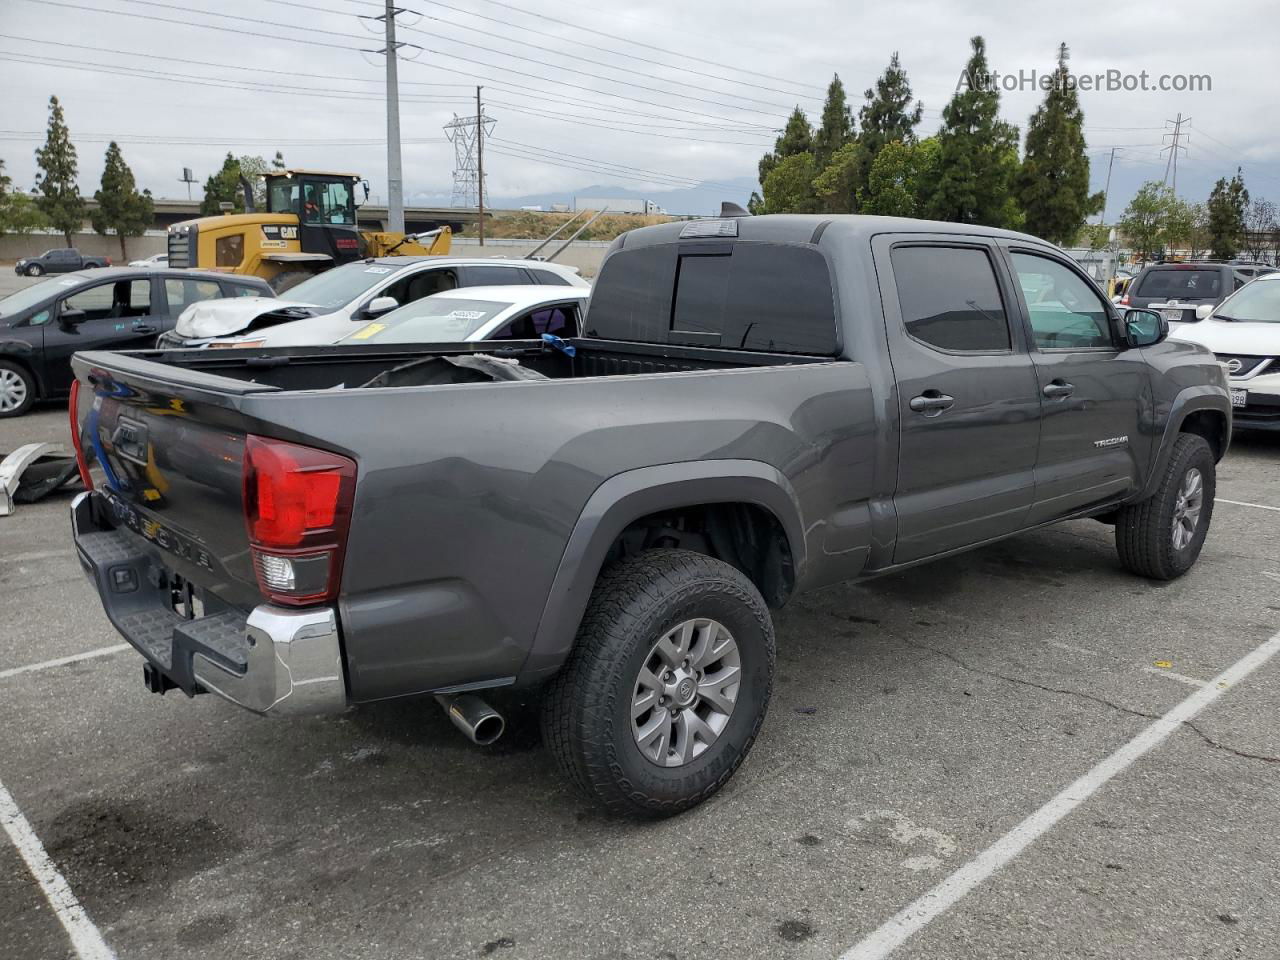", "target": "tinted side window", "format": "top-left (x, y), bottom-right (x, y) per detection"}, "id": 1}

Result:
top-left (165, 278), bottom-right (222, 311)
top-left (671, 253), bottom-right (731, 337)
top-left (1011, 253), bottom-right (1112, 349)
top-left (532, 270), bottom-right (573, 286)
top-left (465, 265), bottom-right (533, 285)
top-left (892, 246), bottom-right (1011, 352)
top-left (491, 305), bottom-right (577, 340)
